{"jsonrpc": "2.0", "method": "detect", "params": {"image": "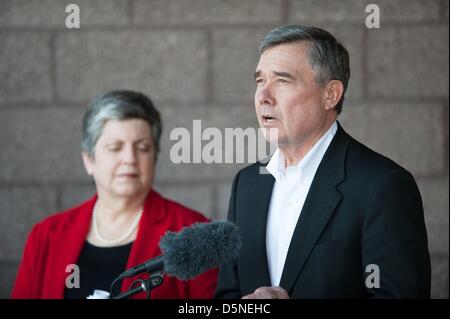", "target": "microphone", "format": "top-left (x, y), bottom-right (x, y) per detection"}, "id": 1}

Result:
top-left (117, 220), bottom-right (241, 281)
